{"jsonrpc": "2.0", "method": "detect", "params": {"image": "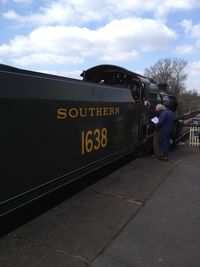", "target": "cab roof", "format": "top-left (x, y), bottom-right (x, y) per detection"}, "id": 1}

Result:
top-left (80, 64), bottom-right (148, 84)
